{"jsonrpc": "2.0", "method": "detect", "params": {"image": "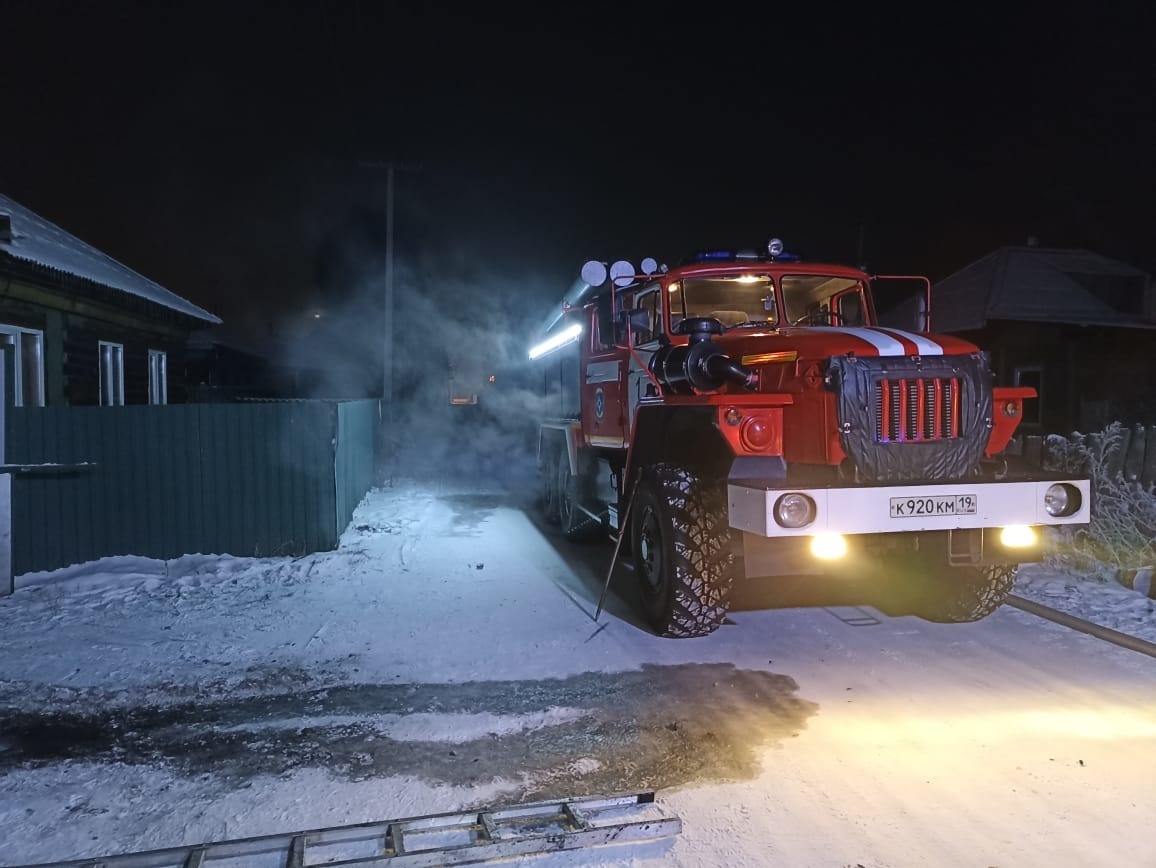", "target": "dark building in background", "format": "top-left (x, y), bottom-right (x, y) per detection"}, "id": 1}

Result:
top-left (0, 193), bottom-right (220, 406)
top-left (185, 328), bottom-right (299, 402)
top-left (932, 245), bottom-right (1156, 434)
